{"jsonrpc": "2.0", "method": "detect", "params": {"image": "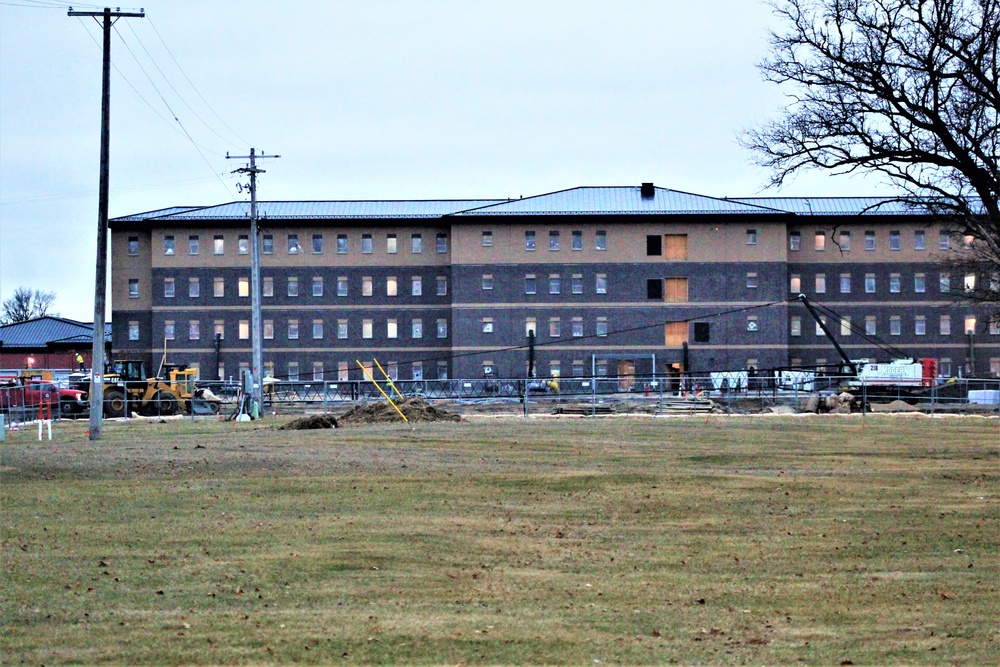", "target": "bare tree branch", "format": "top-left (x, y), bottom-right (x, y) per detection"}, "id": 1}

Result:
top-left (1, 287), bottom-right (58, 325)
